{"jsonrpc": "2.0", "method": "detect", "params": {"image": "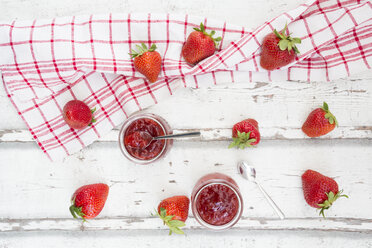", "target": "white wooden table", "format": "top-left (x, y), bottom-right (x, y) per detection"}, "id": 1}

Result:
top-left (1, 0), bottom-right (372, 247)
